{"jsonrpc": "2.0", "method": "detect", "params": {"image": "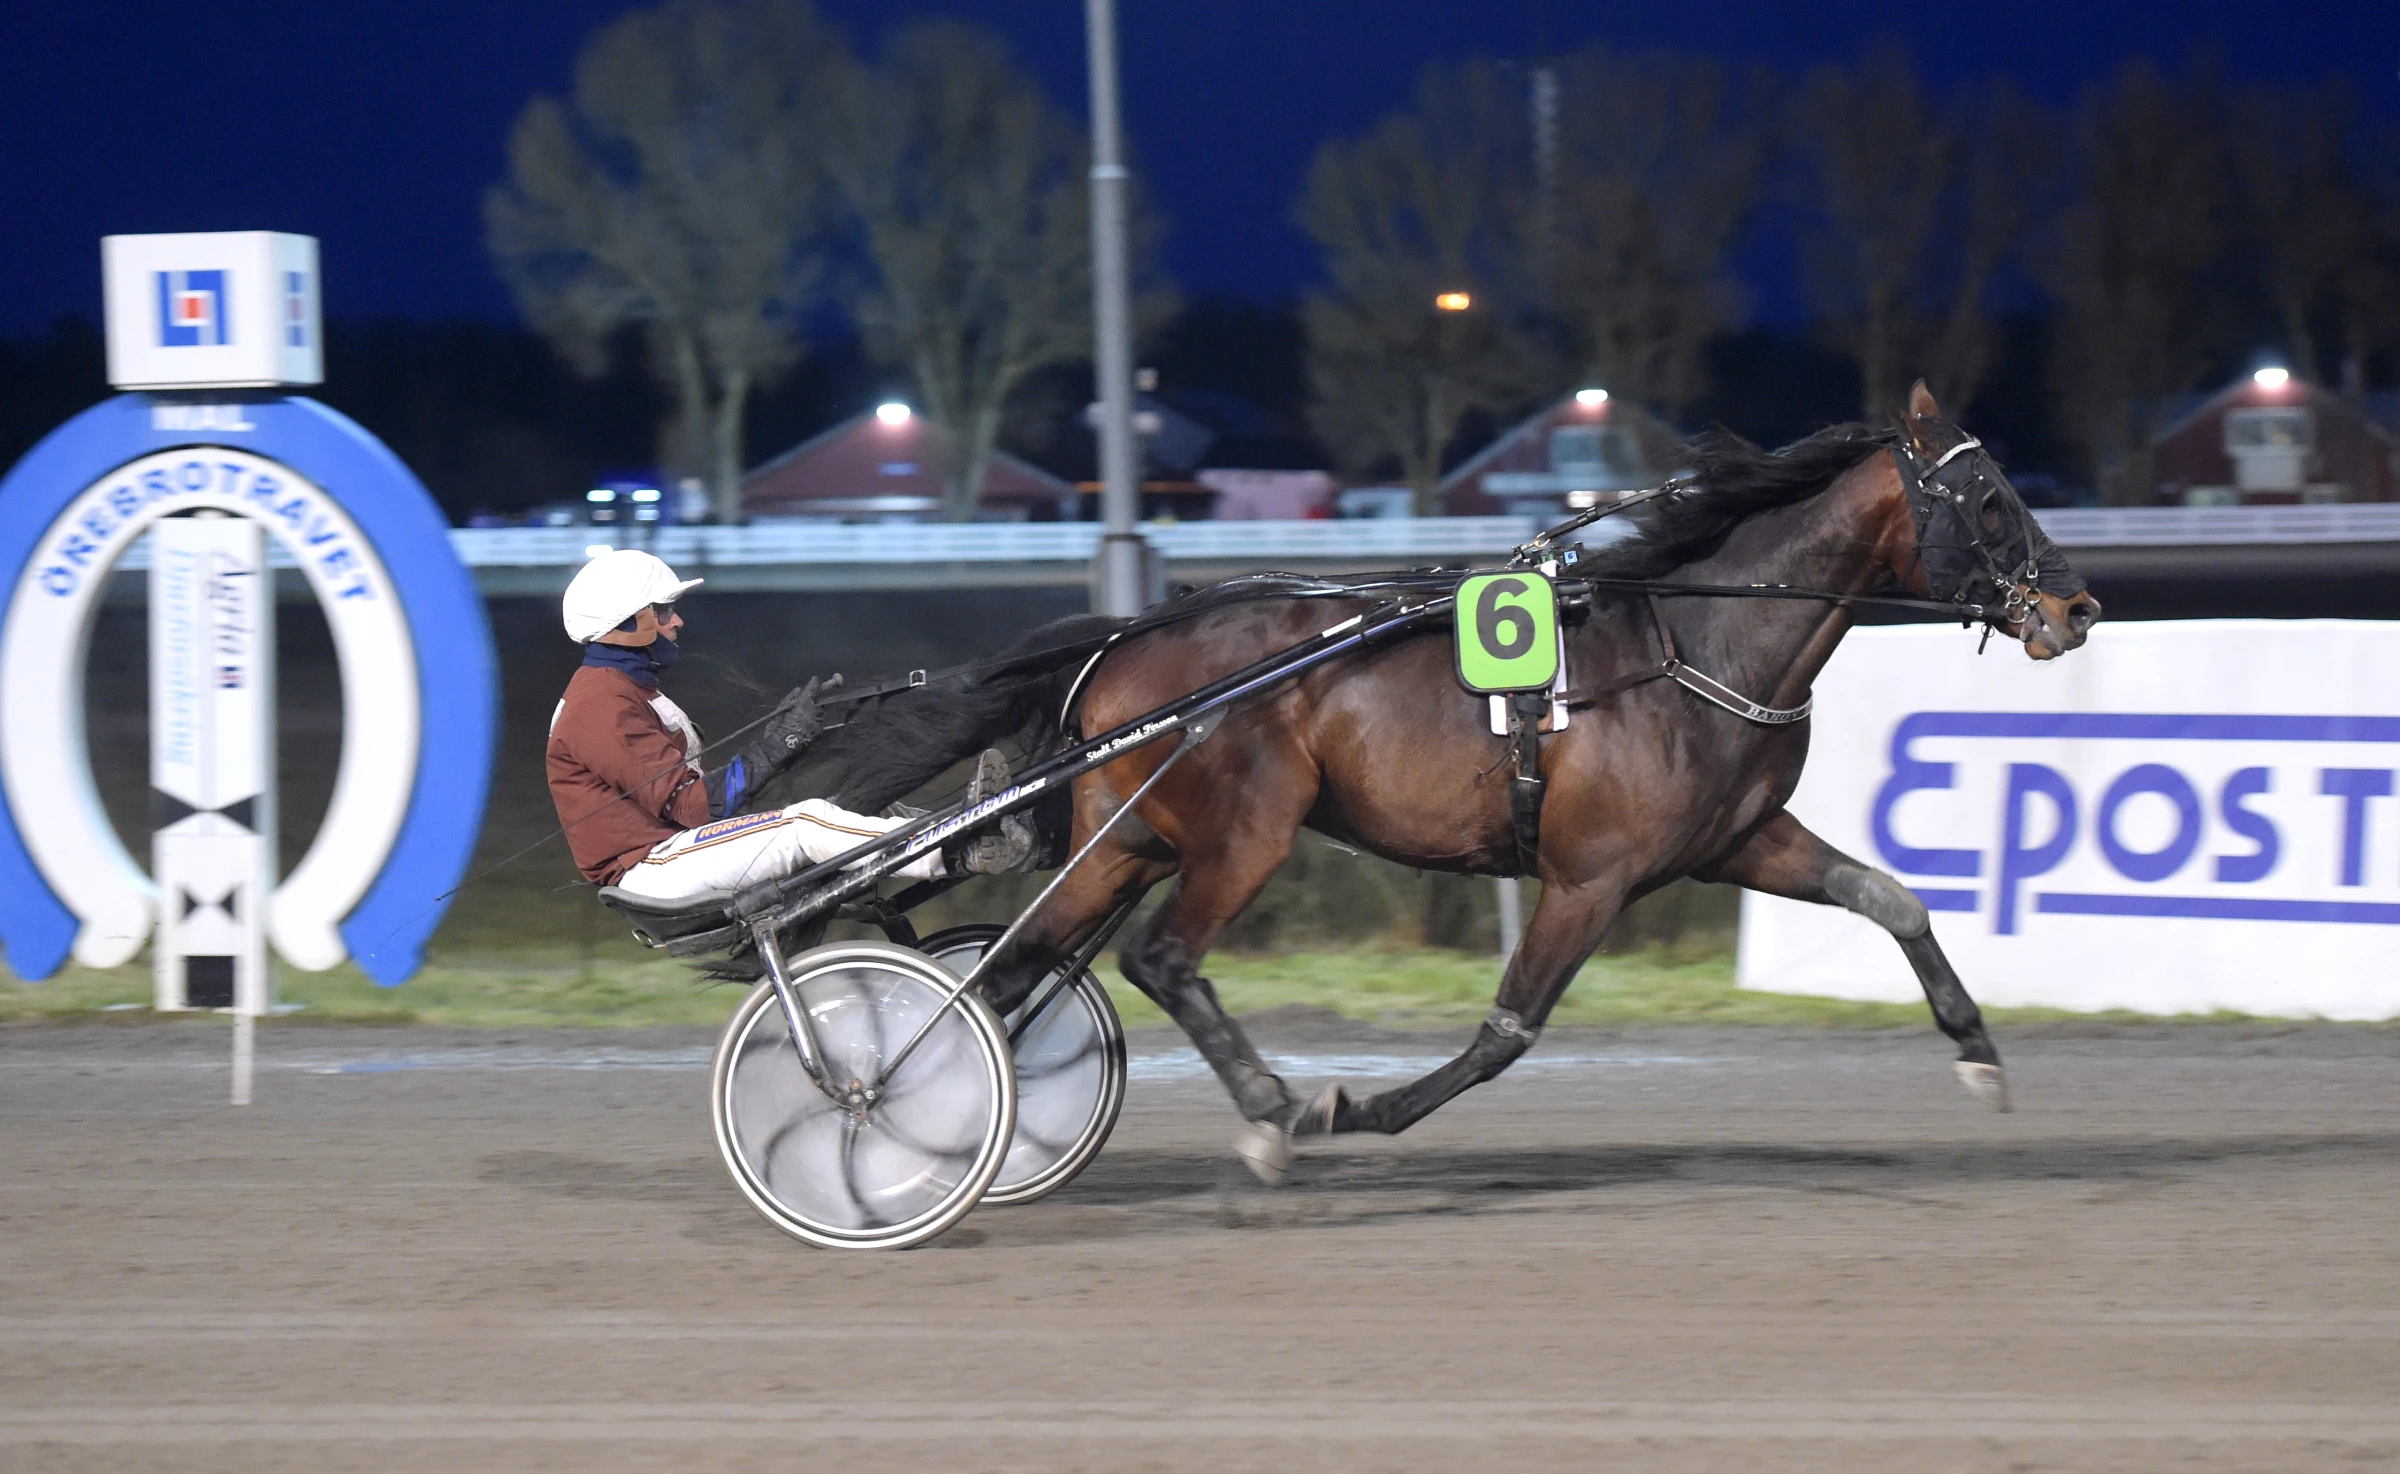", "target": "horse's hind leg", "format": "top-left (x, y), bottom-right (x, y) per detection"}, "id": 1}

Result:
top-left (1699, 809), bottom-right (2009, 1111)
top-left (1115, 824), bottom-right (1315, 1178)
top-left (1313, 876), bottom-right (1627, 1139)
top-left (1120, 870), bottom-right (1302, 1131)
top-left (980, 841), bottom-right (1172, 1016)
